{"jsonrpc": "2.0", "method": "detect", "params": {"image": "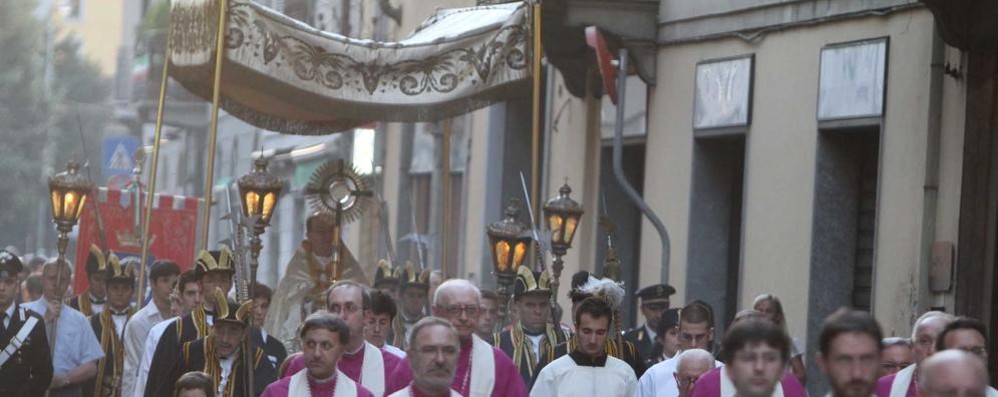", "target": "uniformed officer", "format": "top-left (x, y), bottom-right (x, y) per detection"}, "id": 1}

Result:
top-left (621, 283), bottom-right (676, 360)
top-left (0, 249), bottom-right (53, 395)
